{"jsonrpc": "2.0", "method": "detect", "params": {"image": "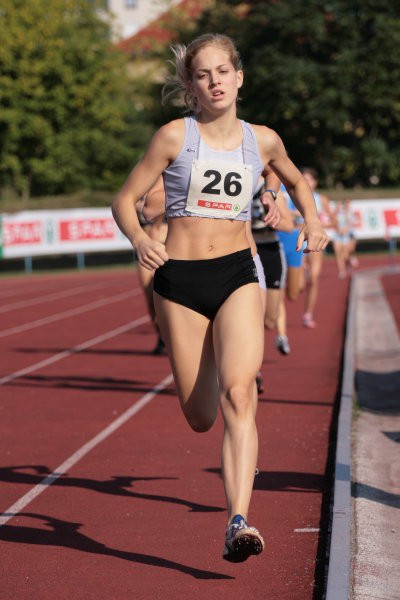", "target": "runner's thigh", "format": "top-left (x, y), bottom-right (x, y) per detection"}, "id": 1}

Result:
top-left (153, 293), bottom-right (219, 409)
top-left (213, 283), bottom-right (264, 390)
